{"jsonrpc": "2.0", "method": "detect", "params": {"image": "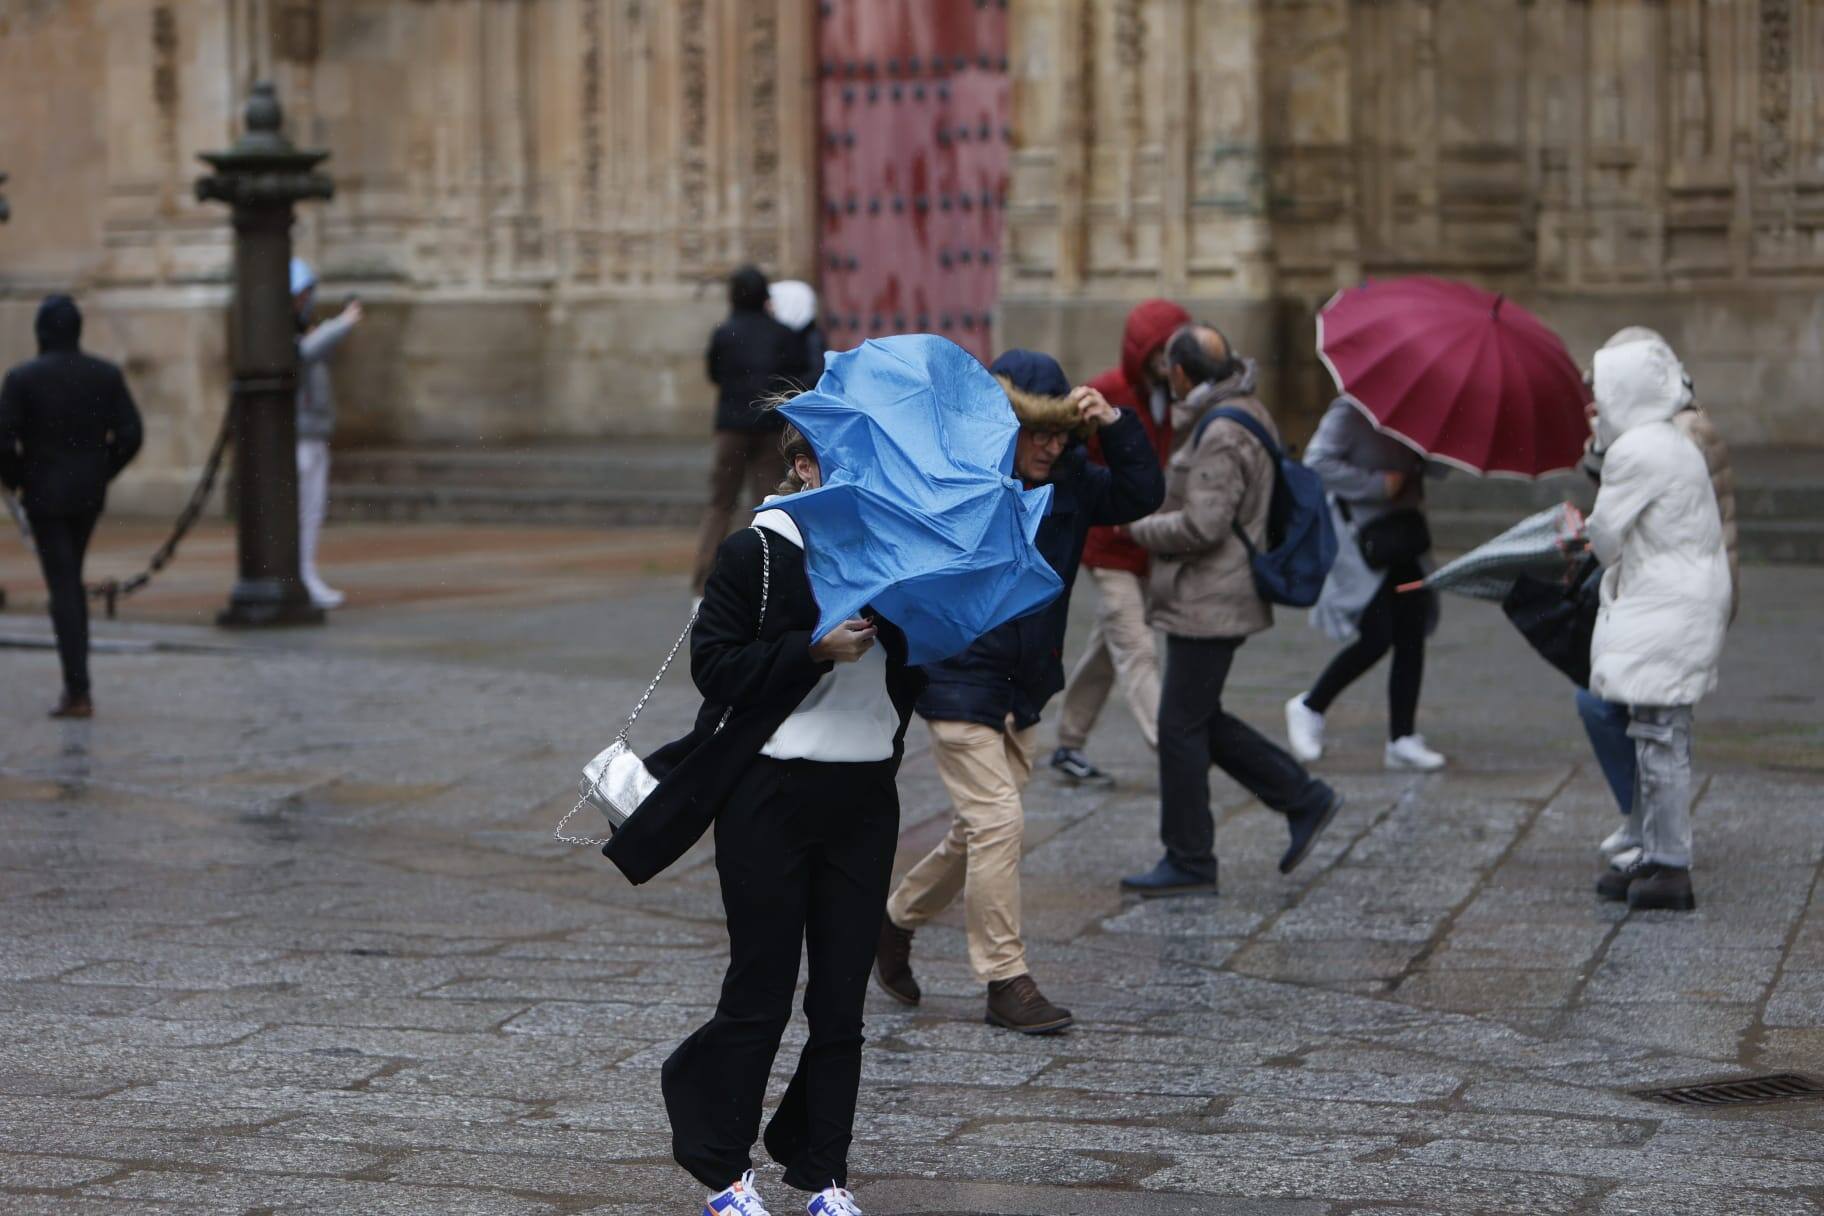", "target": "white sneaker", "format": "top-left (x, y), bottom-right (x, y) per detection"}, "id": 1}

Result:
top-left (1285, 695), bottom-right (1326, 762)
top-left (1598, 824), bottom-right (1641, 859)
top-left (1385, 735), bottom-right (1446, 771)
top-left (706, 1170), bottom-right (771, 1216)
top-left (807, 1186), bottom-right (864, 1216)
